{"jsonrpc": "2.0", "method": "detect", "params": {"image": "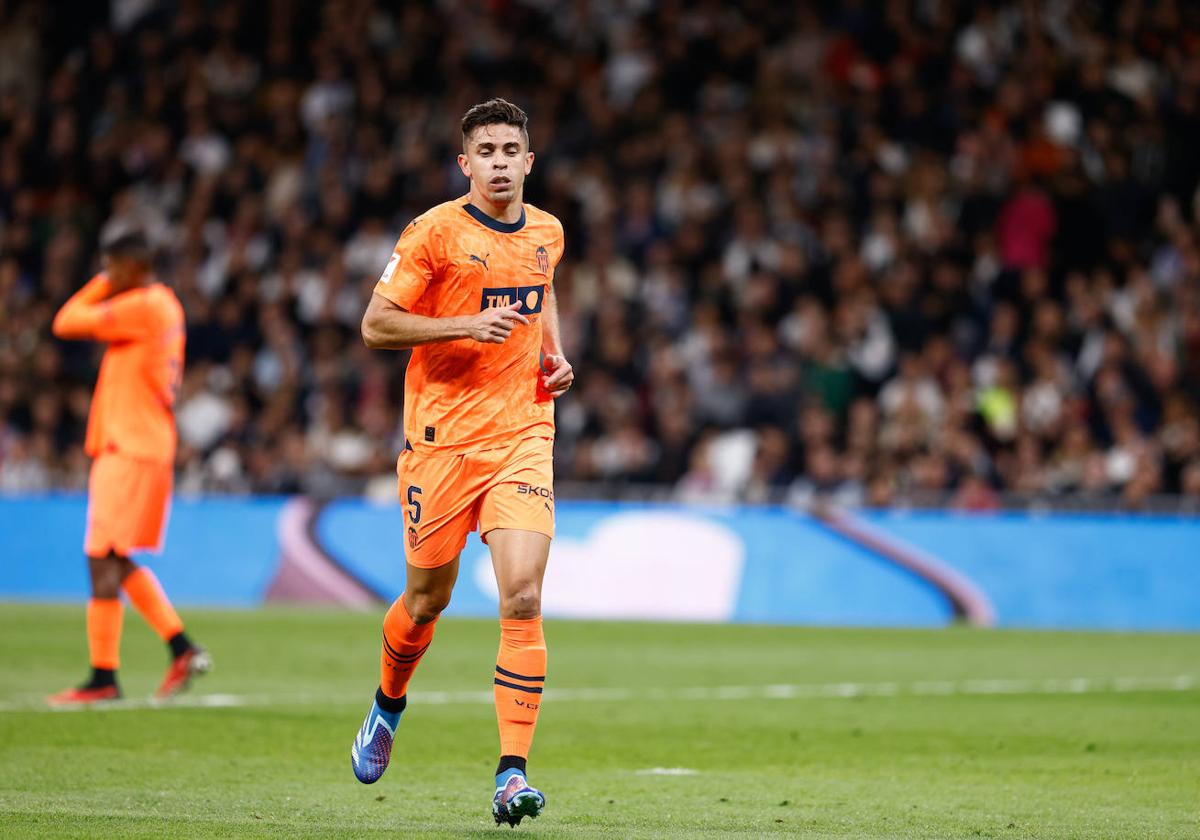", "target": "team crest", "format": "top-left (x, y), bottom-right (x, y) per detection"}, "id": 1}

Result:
top-left (407, 526), bottom-right (418, 549)
top-left (536, 245), bottom-right (549, 275)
